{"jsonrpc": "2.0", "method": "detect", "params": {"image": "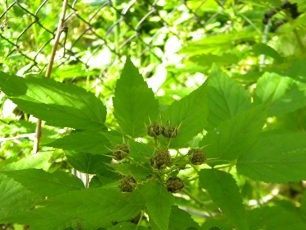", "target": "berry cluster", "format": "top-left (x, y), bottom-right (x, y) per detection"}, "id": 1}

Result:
top-left (112, 122), bottom-right (206, 194)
